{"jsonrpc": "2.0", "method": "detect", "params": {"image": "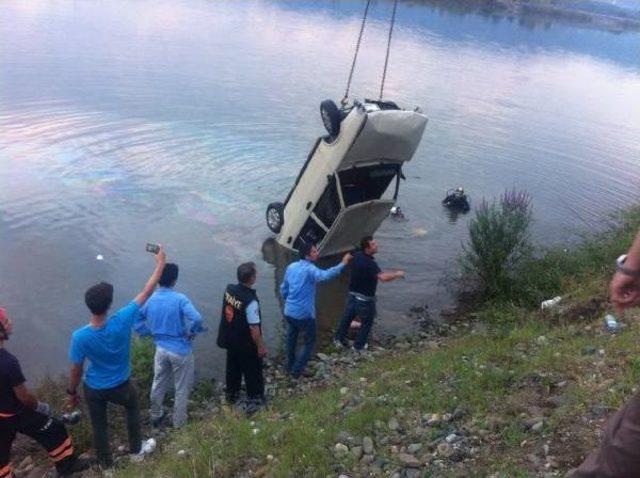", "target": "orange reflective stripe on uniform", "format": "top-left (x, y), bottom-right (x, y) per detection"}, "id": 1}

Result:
top-left (0, 464), bottom-right (12, 477)
top-left (51, 446), bottom-right (74, 462)
top-left (48, 437), bottom-right (72, 458)
top-left (0, 412), bottom-right (15, 418)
